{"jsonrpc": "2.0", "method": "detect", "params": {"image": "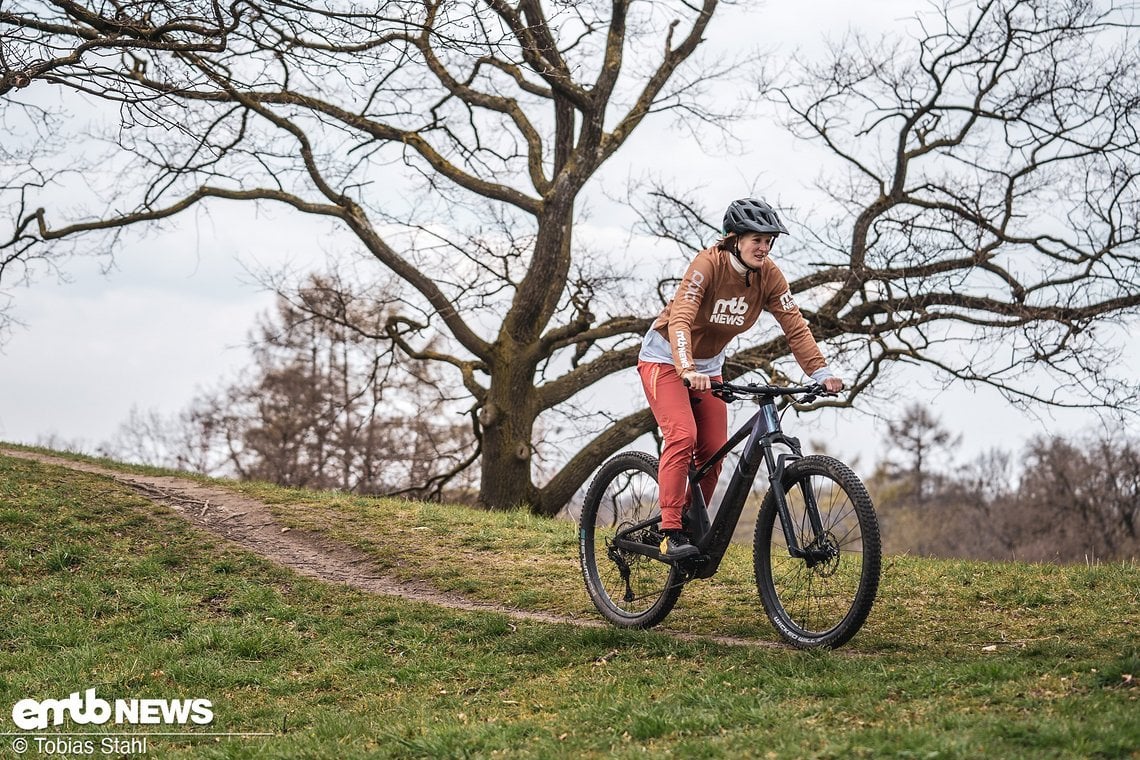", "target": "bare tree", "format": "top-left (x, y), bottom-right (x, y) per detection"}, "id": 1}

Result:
top-left (0, 1), bottom-right (235, 334)
top-left (100, 405), bottom-right (184, 467)
top-left (0, 1), bottom-right (231, 97)
top-left (865, 404), bottom-right (966, 555)
top-left (937, 447), bottom-right (1020, 559)
top-left (239, 278), bottom-right (479, 498)
top-left (883, 403), bottom-right (960, 504)
top-left (101, 276), bottom-right (479, 498)
top-left (3, 0), bottom-right (1139, 515)
top-left (642, 0), bottom-right (1140, 414)
top-left (2, 0), bottom-right (734, 513)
